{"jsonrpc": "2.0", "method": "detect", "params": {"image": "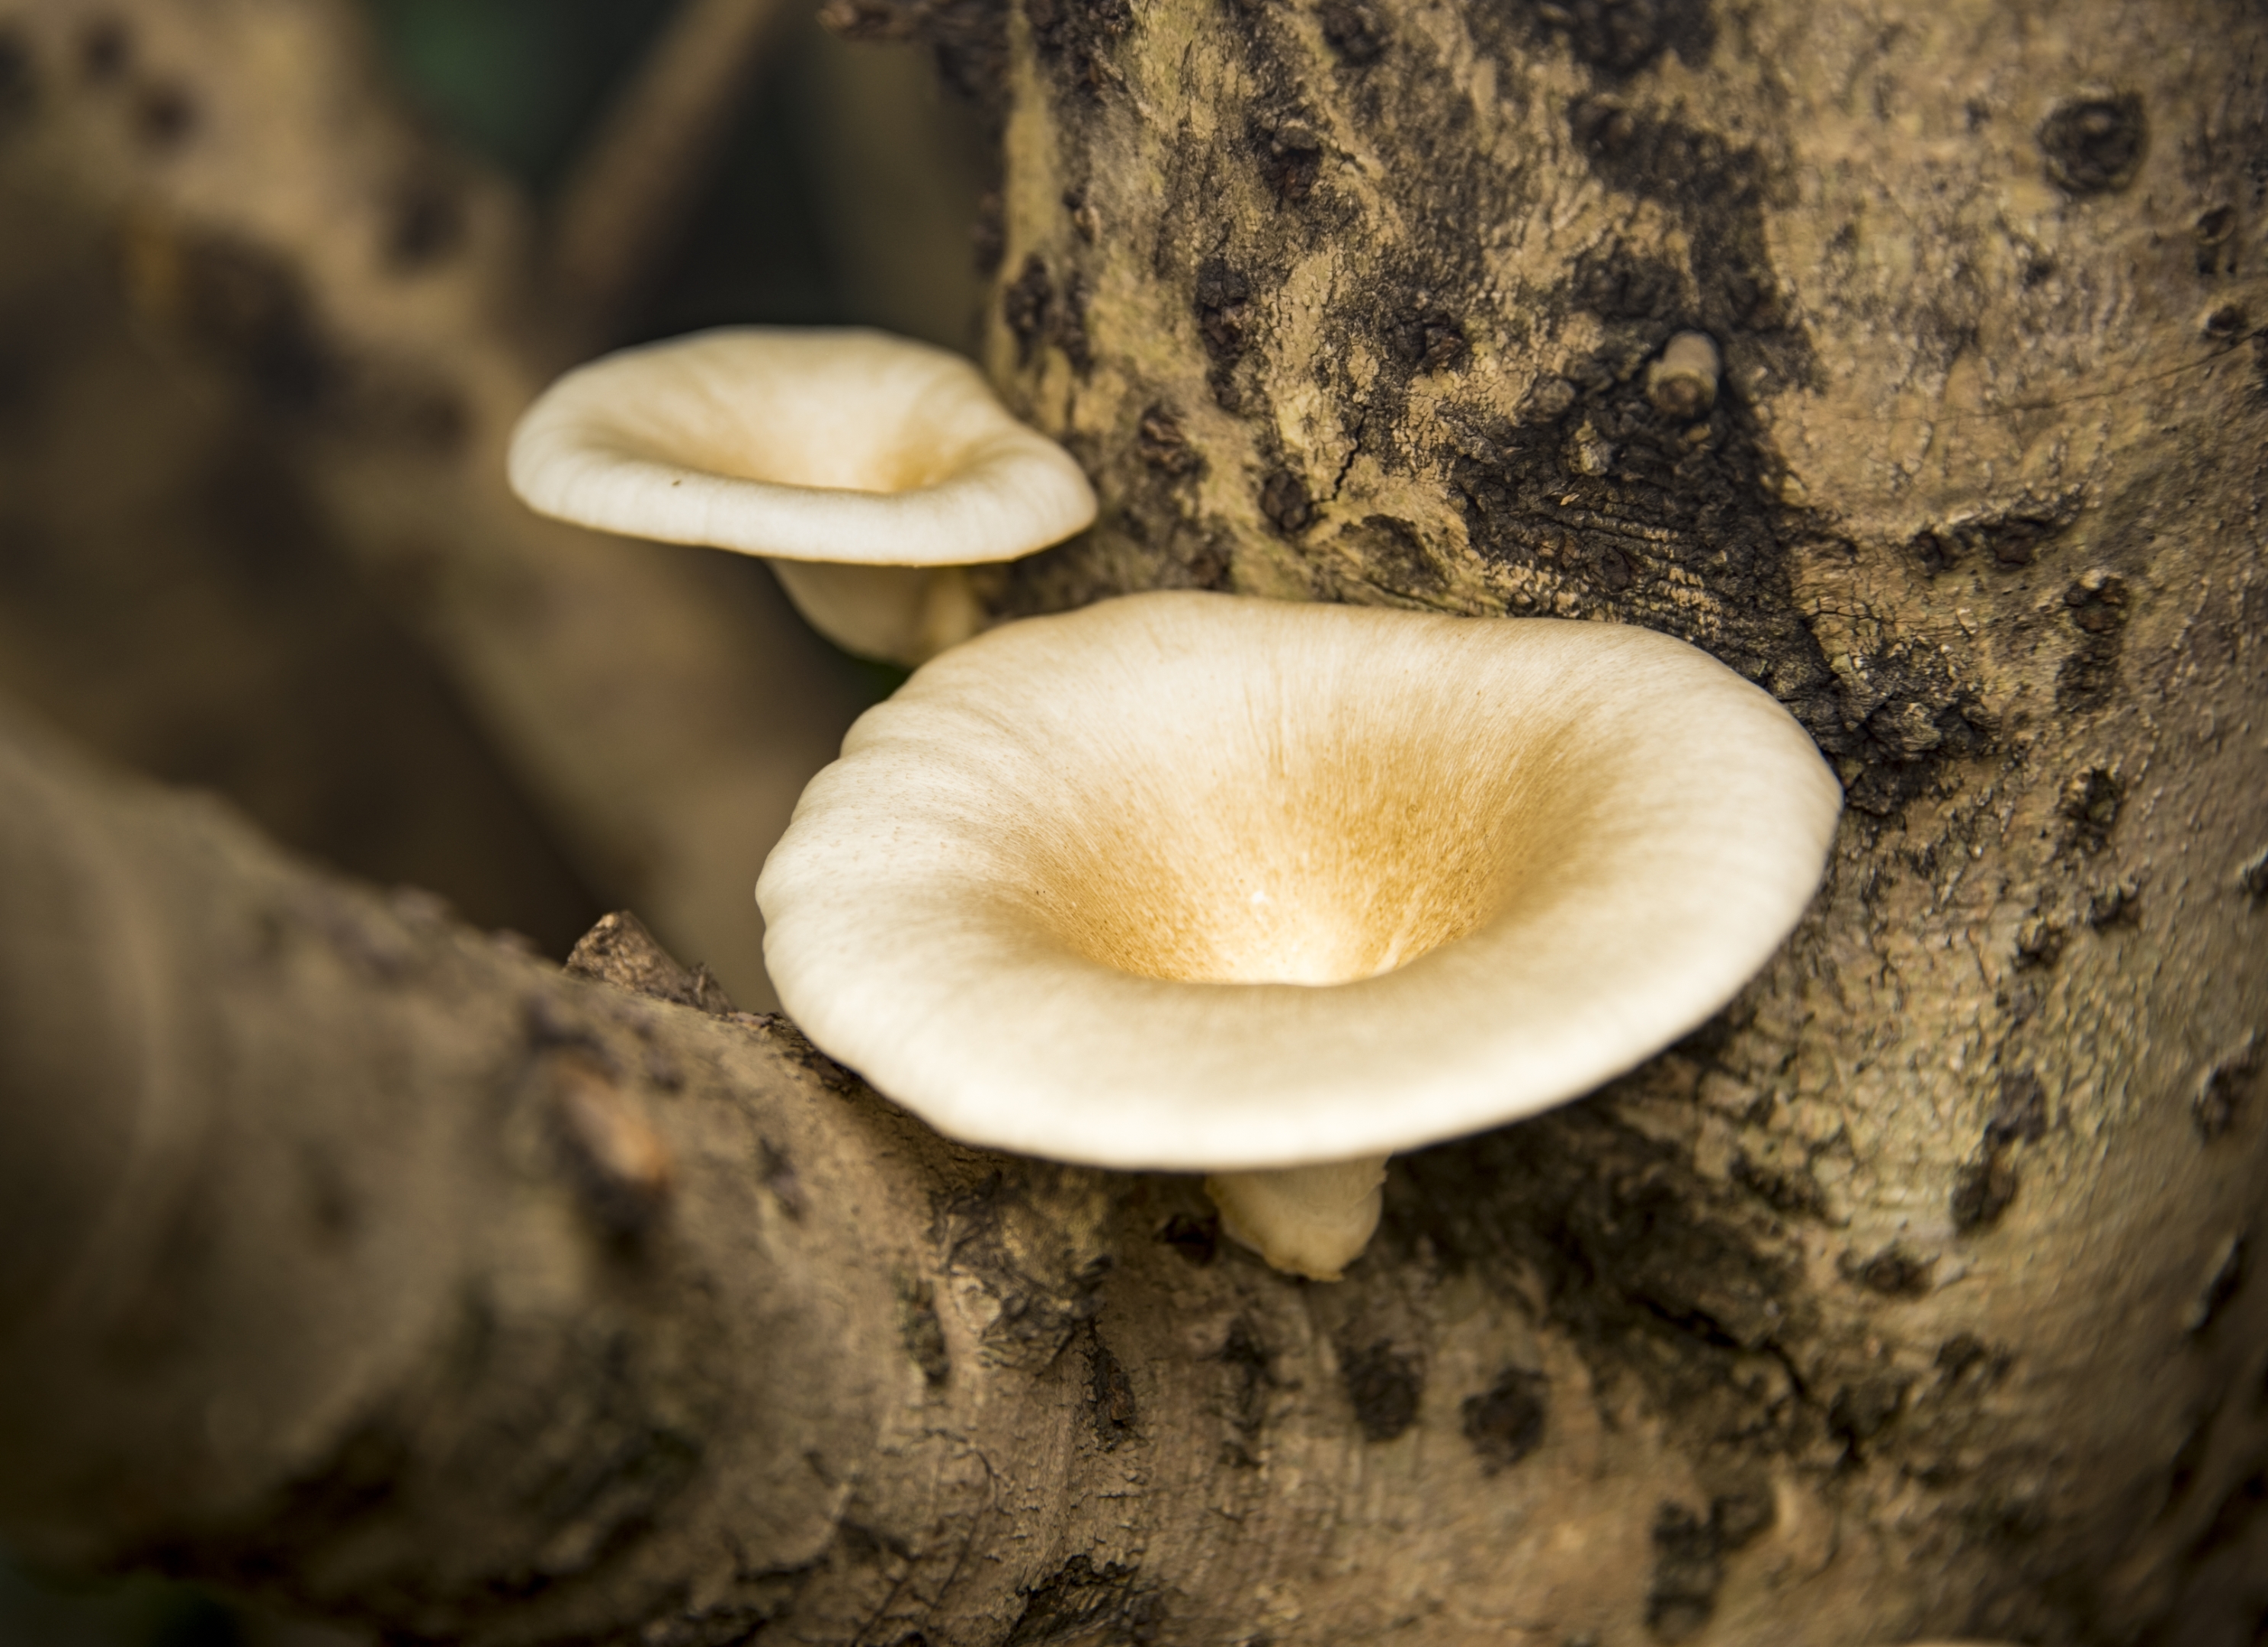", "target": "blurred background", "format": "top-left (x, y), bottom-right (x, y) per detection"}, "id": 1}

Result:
top-left (0, 0), bottom-right (989, 1637)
